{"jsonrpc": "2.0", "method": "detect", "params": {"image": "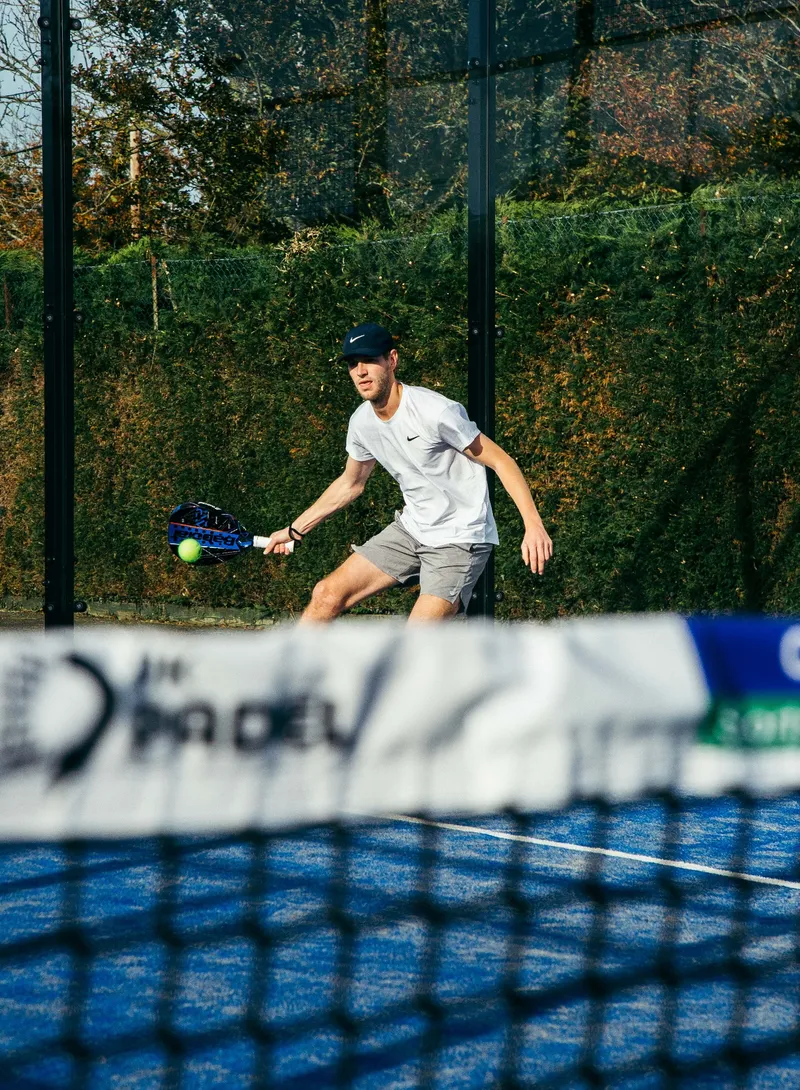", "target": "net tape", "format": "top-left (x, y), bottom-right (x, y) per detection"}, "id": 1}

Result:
top-left (2, 614), bottom-right (797, 838)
